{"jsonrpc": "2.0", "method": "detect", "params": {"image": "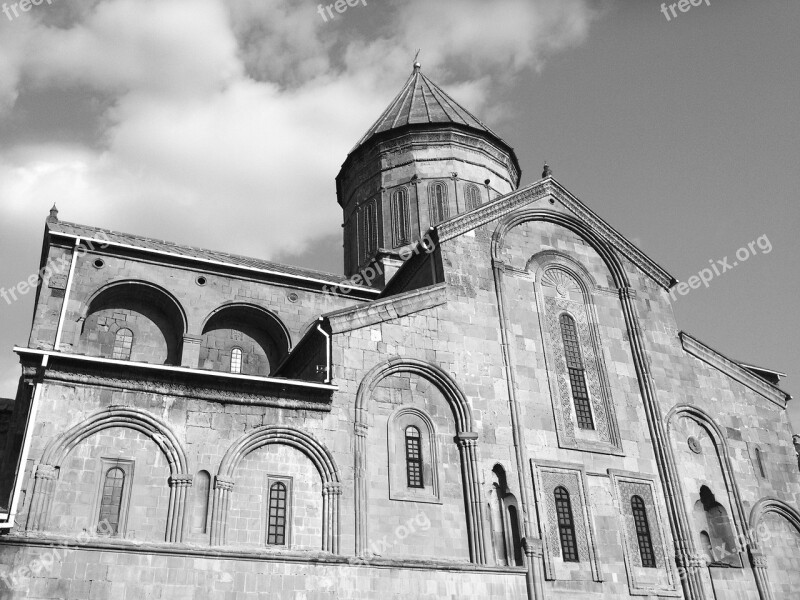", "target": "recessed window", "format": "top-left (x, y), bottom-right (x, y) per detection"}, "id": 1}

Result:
top-left (559, 314), bottom-right (594, 430)
top-left (230, 347), bottom-right (243, 374)
top-left (98, 467), bottom-right (125, 535)
top-left (93, 258), bottom-right (105, 269)
top-left (196, 275), bottom-right (208, 286)
top-left (554, 486), bottom-right (579, 562)
top-left (405, 425), bottom-right (424, 488)
top-left (360, 202), bottom-right (378, 262)
top-left (112, 328), bottom-right (133, 361)
top-left (464, 184), bottom-right (481, 211)
top-left (391, 187), bottom-right (410, 247)
top-left (267, 480), bottom-right (288, 546)
top-left (631, 495), bottom-right (657, 568)
top-left (428, 181), bottom-right (449, 225)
